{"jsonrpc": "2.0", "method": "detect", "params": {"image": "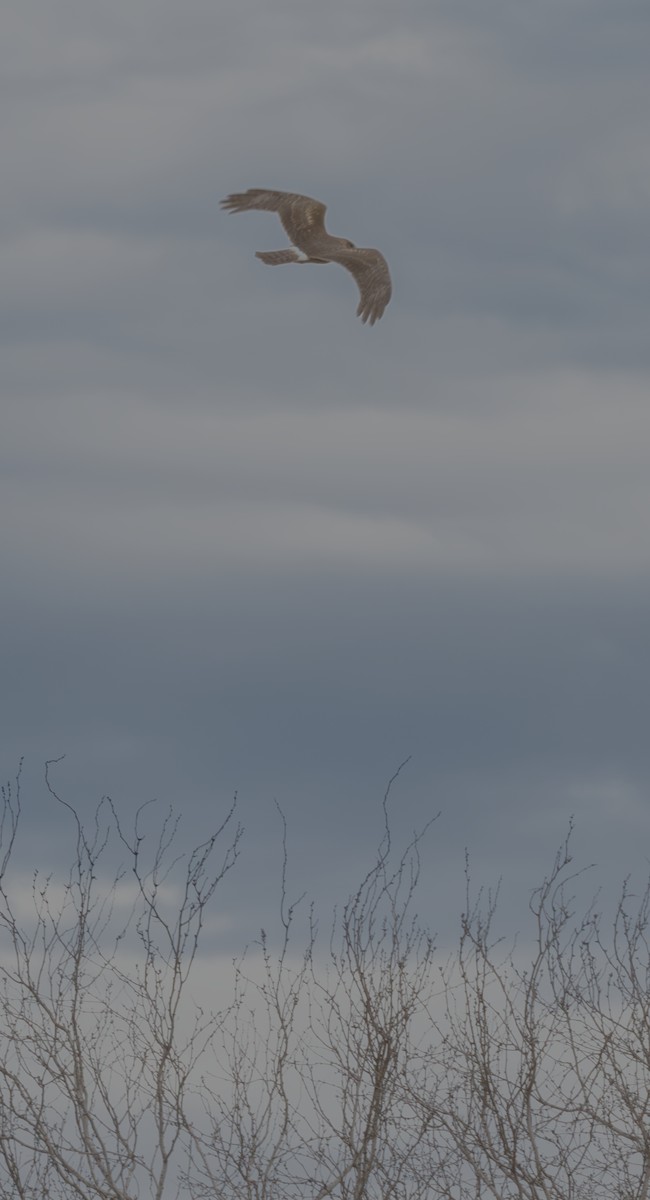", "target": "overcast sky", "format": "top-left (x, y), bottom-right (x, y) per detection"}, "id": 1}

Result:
top-left (3, 0), bottom-right (650, 947)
